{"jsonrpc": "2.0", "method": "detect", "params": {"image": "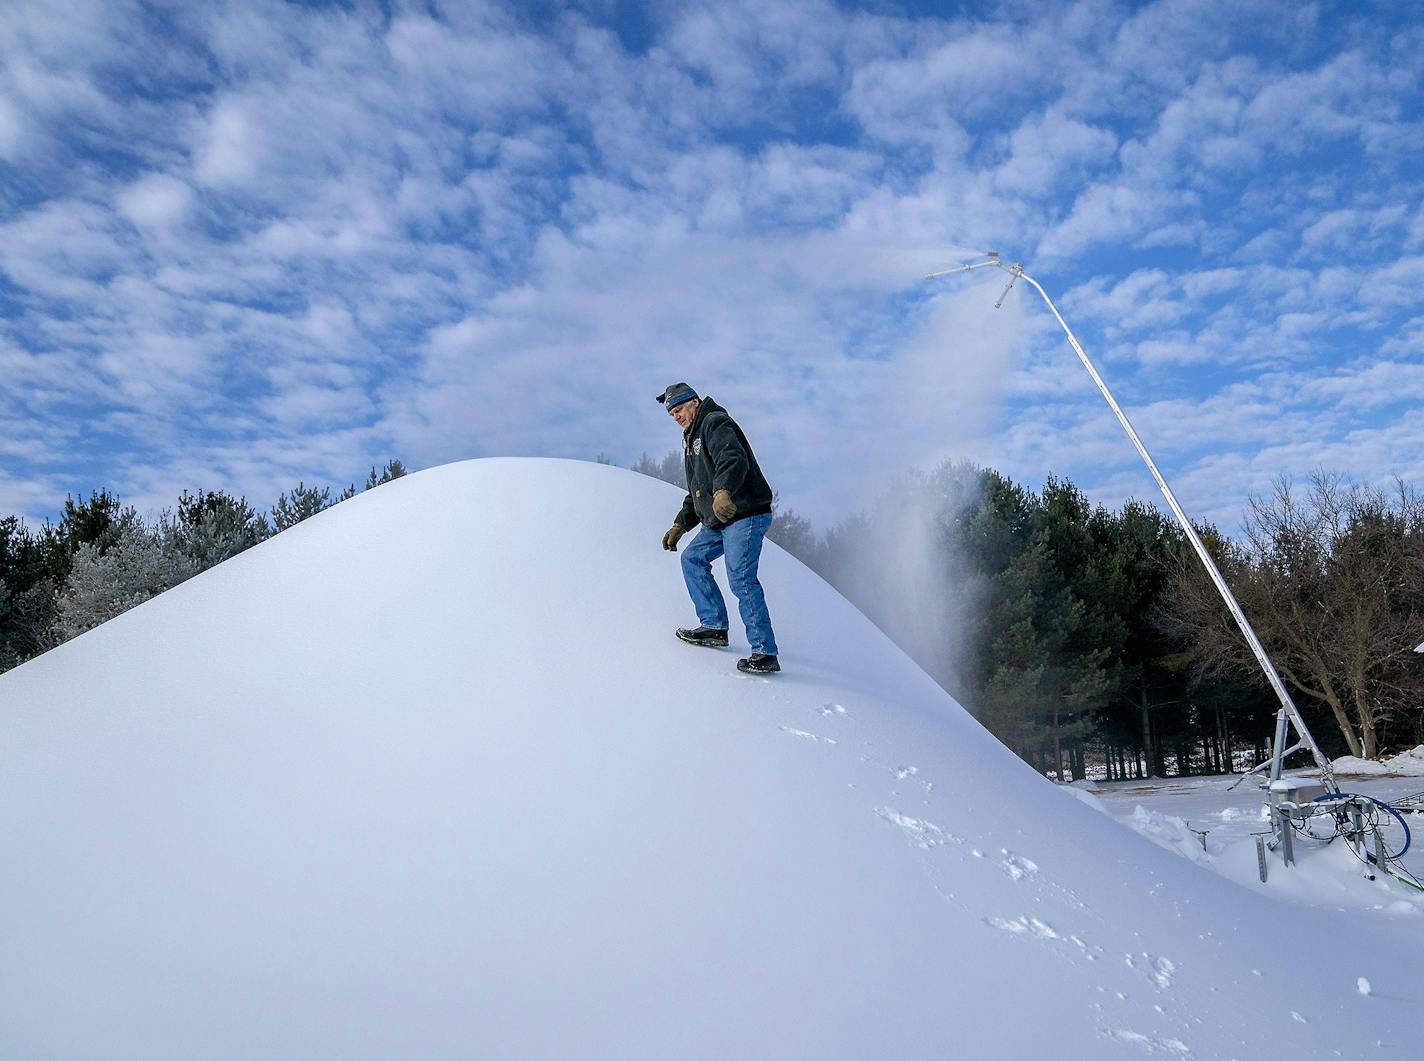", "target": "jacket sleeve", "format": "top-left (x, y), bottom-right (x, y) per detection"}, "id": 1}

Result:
top-left (675, 493), bottom-right (698, 531)
top-left (706, 416), bottom-right (749, 495)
